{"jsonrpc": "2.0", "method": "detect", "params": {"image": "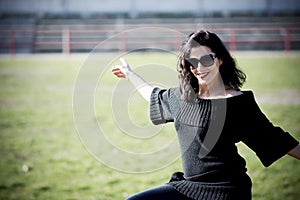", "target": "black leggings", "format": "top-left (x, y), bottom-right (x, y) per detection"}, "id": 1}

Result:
top-left (125, 184), bottom-right (192, 200)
